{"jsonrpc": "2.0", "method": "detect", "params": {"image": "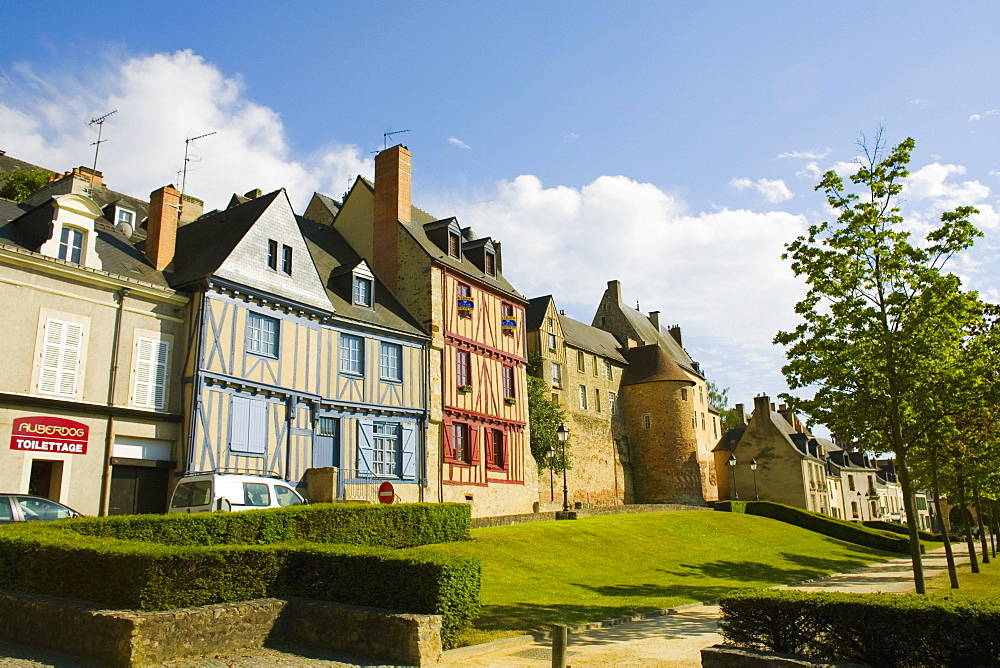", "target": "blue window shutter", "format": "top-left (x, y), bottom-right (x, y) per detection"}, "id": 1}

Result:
top-left (230, 396), bottom-right (251, 452)
top-left (400, 422), bottom-right (417, 480)
top-left (248, 399), bottom-right (268, 455)
top-left (357, 421), bottom-right (375, 476)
